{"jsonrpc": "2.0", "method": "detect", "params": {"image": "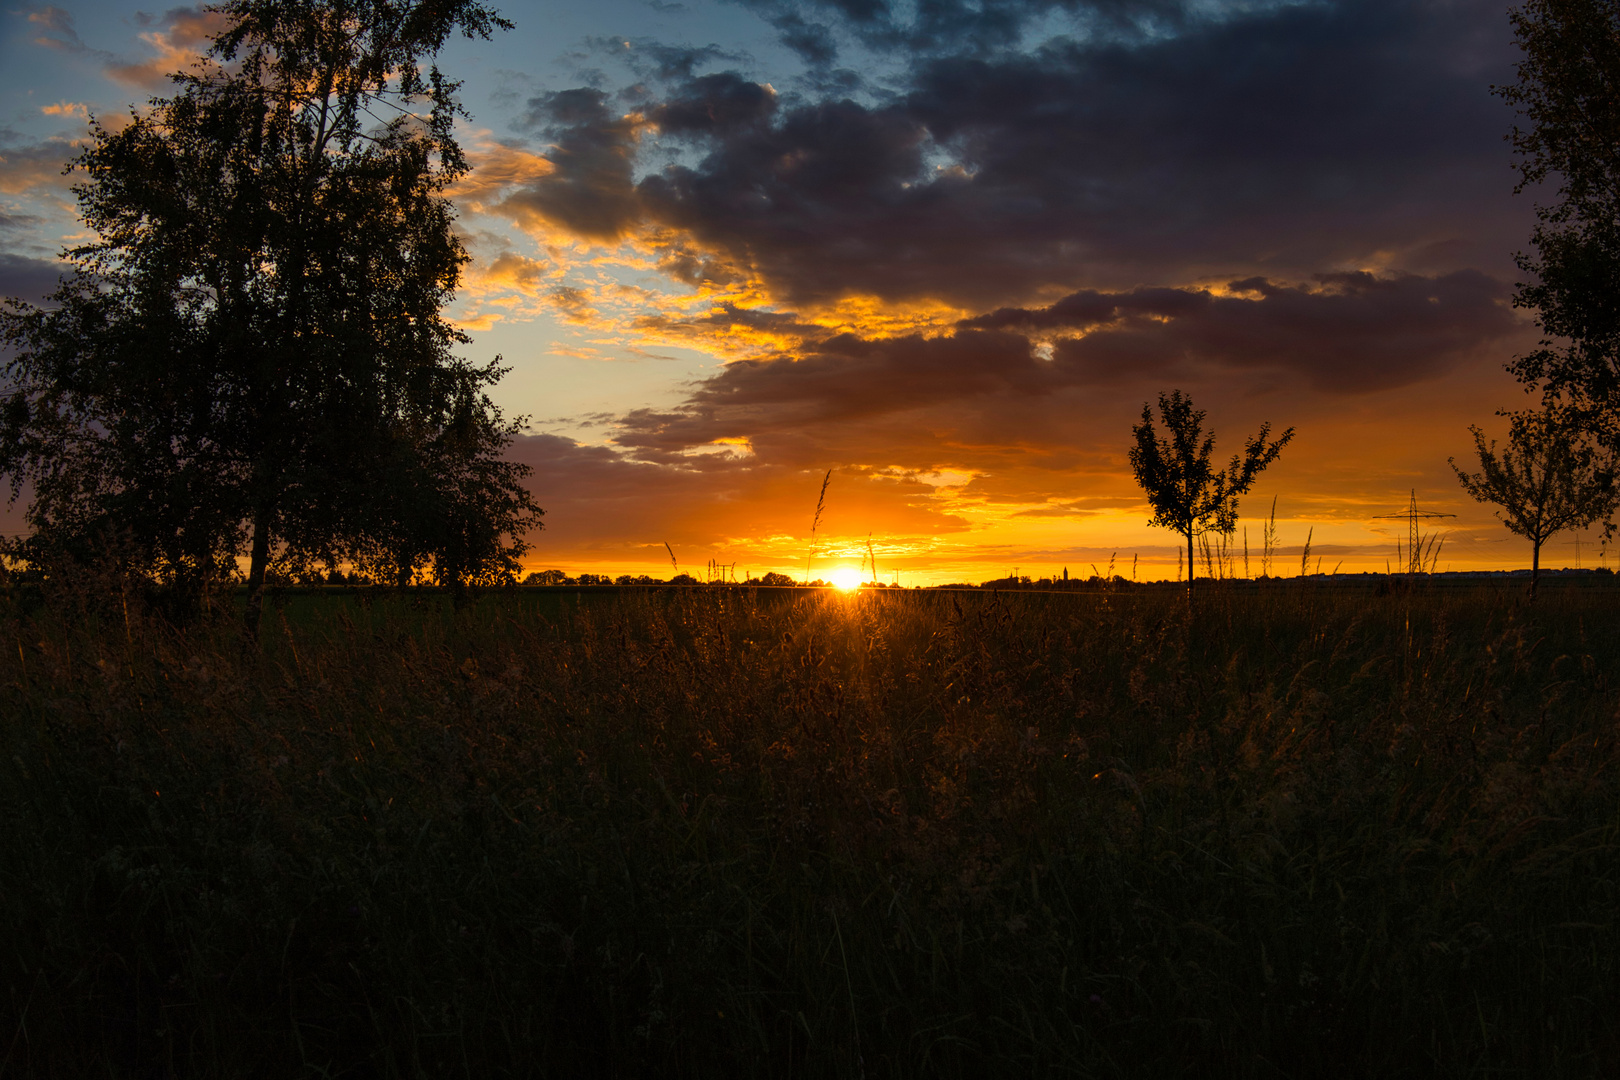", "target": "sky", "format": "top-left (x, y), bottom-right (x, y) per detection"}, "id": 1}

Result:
top-left (0, 0), bottom-right (1595, 583)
